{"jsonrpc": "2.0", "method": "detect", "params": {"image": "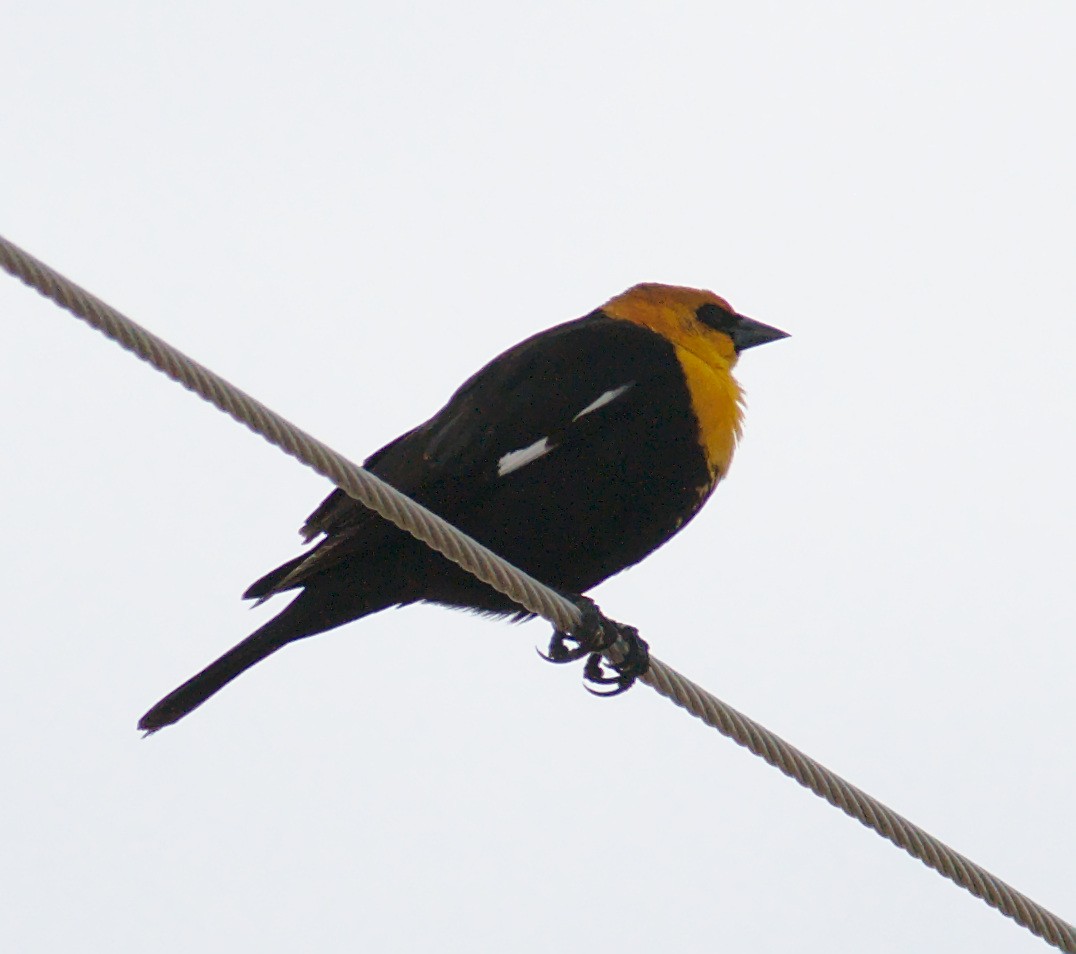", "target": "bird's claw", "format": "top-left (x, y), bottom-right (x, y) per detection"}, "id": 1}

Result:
top-left (538, 595), bottom-right (609, 662)
top-left (540, 596), bottom-right (649, 696)
top-left (582, 623), bottom-right (649, 696)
